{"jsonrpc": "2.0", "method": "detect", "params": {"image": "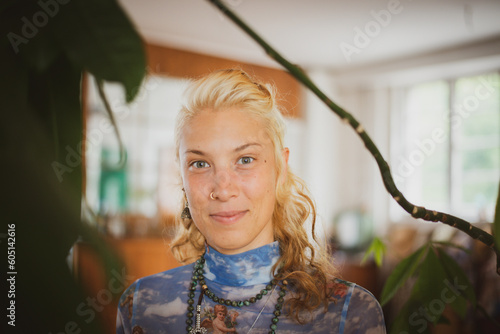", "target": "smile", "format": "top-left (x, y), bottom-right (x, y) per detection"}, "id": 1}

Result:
top-left (210, 210), bottom-right (248, 224)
